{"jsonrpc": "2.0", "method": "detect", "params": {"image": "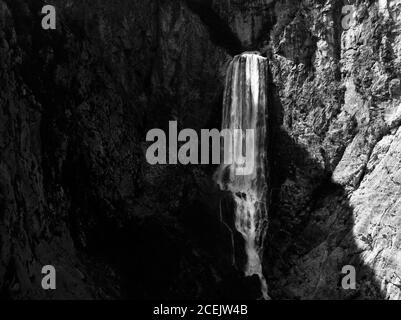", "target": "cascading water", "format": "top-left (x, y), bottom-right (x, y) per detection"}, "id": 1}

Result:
top-left (216, 52), bottom-right (269, 299)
